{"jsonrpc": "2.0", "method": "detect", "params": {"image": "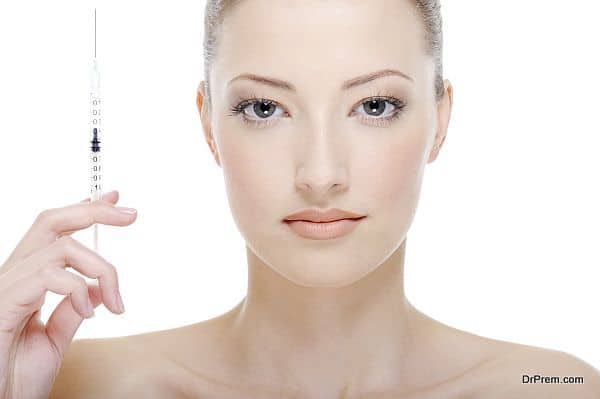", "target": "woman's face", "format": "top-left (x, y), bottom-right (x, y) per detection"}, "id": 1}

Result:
top-left (198, 0), bottom-right (451, 287)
